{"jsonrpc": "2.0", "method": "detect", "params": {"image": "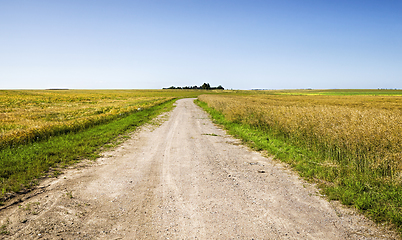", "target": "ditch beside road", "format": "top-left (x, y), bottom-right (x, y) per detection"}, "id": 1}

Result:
top-left (0, 98), bottom-right (398, 239)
